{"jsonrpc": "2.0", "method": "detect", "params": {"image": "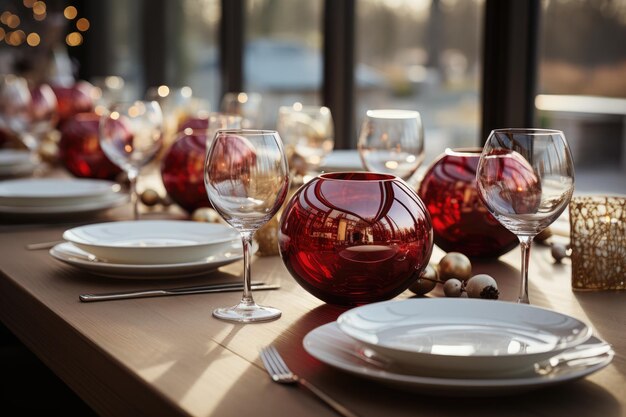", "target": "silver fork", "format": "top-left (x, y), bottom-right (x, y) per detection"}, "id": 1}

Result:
top-left (260, 345), bottom-right (360, 417)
